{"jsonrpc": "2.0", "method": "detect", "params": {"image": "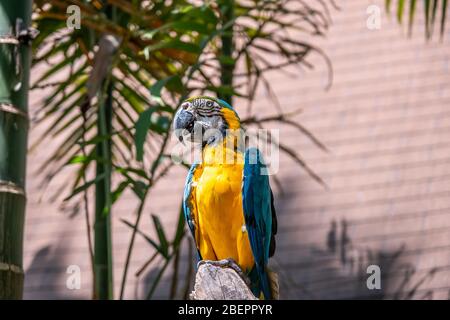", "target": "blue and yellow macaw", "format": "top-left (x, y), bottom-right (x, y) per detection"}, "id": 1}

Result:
top-left (173, 96), bottom-right (278, 299)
